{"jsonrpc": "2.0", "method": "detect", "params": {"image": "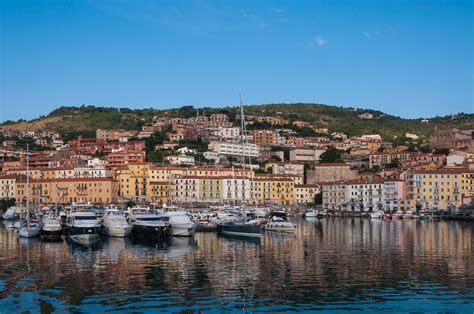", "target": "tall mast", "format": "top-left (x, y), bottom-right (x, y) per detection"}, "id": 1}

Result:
top-left (26, 143), bottom-right (30, 229)
top-left (240, 91), bottom-right (246, 223)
